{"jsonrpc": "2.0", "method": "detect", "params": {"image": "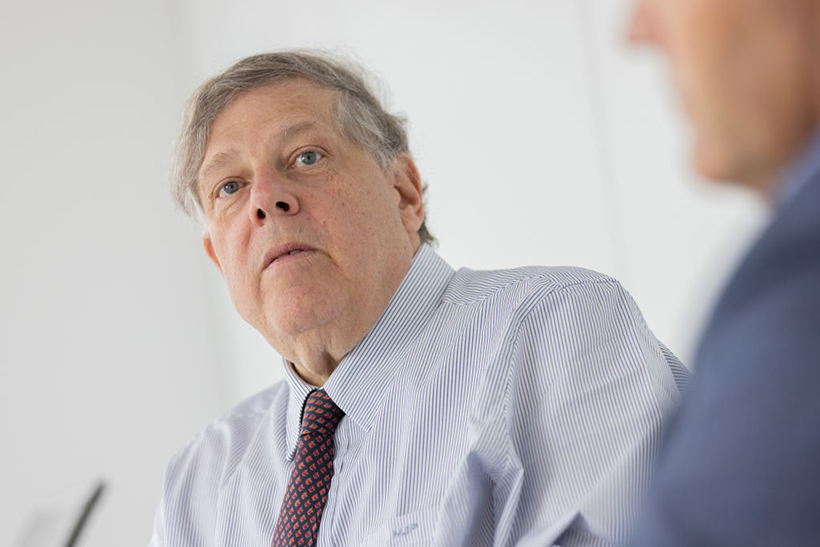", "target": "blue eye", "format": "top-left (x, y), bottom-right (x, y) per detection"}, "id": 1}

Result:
top-left (295, 151), bottom-right (322, 167)
top-left (218, 181), bottom-right (240, 197)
